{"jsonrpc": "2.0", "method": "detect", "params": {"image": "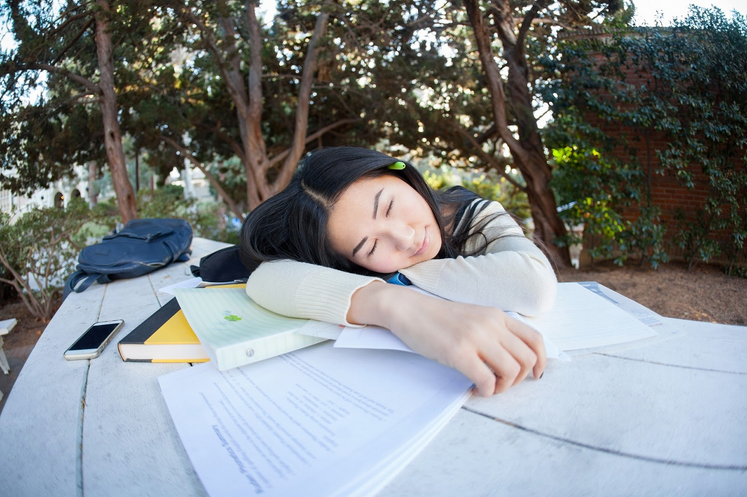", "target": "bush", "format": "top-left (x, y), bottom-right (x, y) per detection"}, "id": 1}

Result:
top-left (0, 199), bottom-right (94, 320)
